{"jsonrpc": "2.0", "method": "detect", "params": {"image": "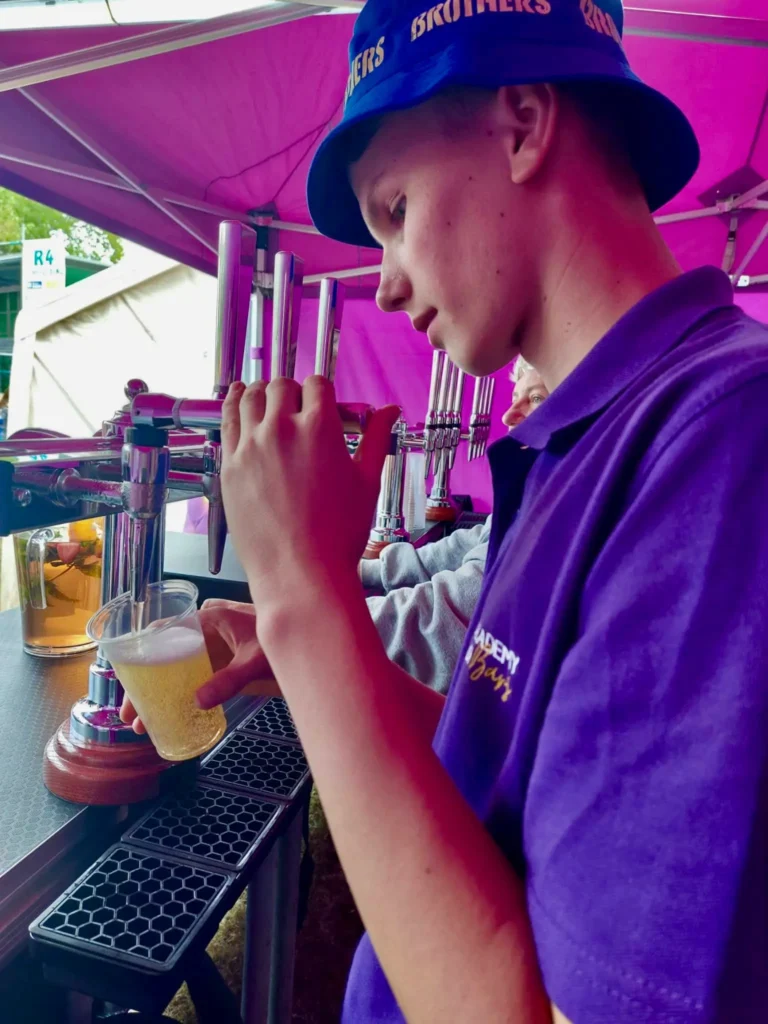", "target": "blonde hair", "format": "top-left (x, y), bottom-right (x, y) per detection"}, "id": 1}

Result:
top-left (512, 356), bottom-right (534, 382)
